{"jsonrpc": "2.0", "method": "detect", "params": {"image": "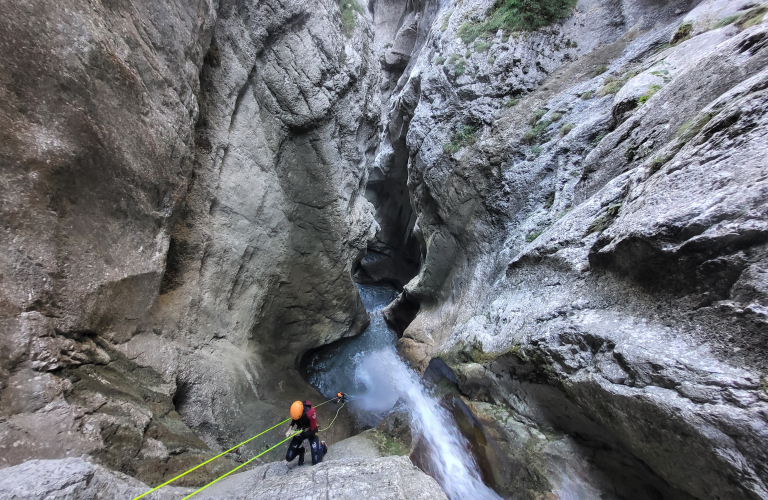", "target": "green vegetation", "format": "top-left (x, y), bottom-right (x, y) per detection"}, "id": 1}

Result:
top-left (441, 10), bottom-right (453, 31)
top-left (531, 145), bottom-right (543, 157)
top-left (338, 51), bottom-right (347, 65)
top-left (710, 5), bottom-right (768, 31)
top-left (648, 154), bottom-right (670, 173)
top-left (443, 123), bottom-right (477, 154)
top-left (590, 131), bottom-right (608, 148)
top-left (587, 203), bottom-right (621, 234)
top-left (447, 53), bottom-right (467, 76)
top-left (526, 229), bottom-right (543, 242)
top-left (638, 84), bottom-right (662, 105)
top-left (522, 109), bottom-right (561, 145)
top-left (504, 97), bottom-right (519, 107)
top-left (522, 120), bottom-right (552, 144)
top-left (559, 123), bottom-right (574, 136)
top-left (653, 42), bottom-right (671, 54)
top-left (589, 64), bottom-right (608, 78)
top-left (543, 192), bottom-right (555, 209)
top-left (529, 108), bottom-right (548, 125)
top-left (474, 40), bottom-right (492, 52)
top-left (714, 15), bottom-right (739, 28)
top-left (373, 431), bottom-right (408, 456)
top-left (677, 112), bottom-right (714, 142)
top-left (761, 377), bottom-right (768, 395)
top-left (433, 55), bottom-right (446, 65)
top-left (738, 5), bottom-right (767, 29)
top-left (671, 22), bottom-right (693, 45)
top-left (457, 0), bottom-right (577, 44)
top-left (651, 69), bottom-right (672, 83)
top-left (458, 21), bottom-right (484, 44)
top-left (580, 90), bottom-right (593, 100)
top-left (487, 55), bottom-right (496, 64)
top-left (337, 0), bottom-right (365, 37)
top-left (597, 70), bottom-right (637, 96)
top-left (598, 80), bottom-right (623, 96)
